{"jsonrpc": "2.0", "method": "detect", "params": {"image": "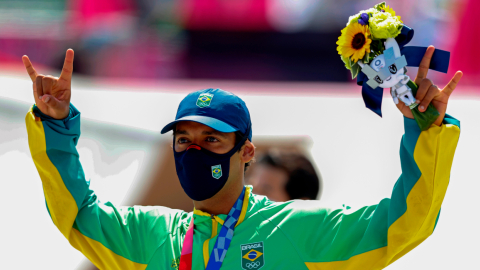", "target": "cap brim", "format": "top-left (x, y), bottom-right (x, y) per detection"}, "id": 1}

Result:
top-left (161, 115), bottom-right (238, 134)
